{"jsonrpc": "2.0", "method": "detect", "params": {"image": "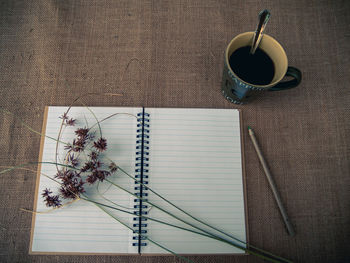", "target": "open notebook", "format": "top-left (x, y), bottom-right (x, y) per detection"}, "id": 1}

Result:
top-left (30, 107), bottom-right (247, 255)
